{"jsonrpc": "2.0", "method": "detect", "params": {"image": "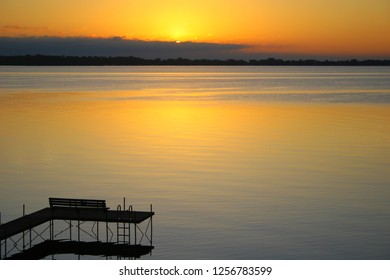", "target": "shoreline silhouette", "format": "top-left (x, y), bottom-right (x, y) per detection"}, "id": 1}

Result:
top-left (1, 55), bottom-right (389, 66)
